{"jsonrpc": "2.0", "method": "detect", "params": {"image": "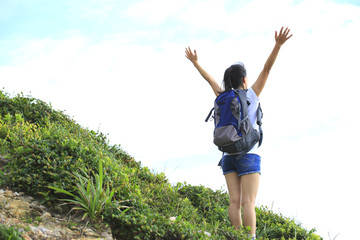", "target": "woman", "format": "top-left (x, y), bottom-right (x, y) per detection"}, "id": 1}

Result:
top-left (185, 27), bottom-right (292, 239)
